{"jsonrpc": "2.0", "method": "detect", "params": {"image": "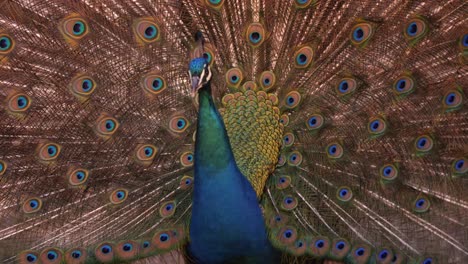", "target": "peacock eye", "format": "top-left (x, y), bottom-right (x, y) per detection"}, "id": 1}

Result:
top-left (350, 22), bottom-right (373, 46)
top-left (101, 245), bottom-right (112, 254)
top-left (23, 198), bottom-right (42, 213)
top-left (96, 116), bottom-right (119, 137)
top-left (0, 160), bottom-right (6, 175)
top-left (282, 132), bottom-right (294, 147)
top-left (287, 151), bottom-right (303, 166)
top-left (38, 143), bottom-right (61, 161)
top-left (326, 143), bottom-right (343, 159)
top-left (368, 117), bottom-right (387, 135)
top-left (142, 241), bottom-right (150, 248)
top-left (336, 187), bottom-right (353, 202)
top-left (246, 23), bottom-right (265, 47)
top-left (69, 168), bottom-right (89, 186)
top-left (413, 197), bottom-right (430, 213)
top-left (169, 116), bottom-right (190, 133)
top-left (393, 75), bottom-right (415, 95)
top-left (293, 46), bottom-right (314, 68)
top-left (277, 226), bottom-right (297, 244)
top-left (159, 201), bottom-right (176, 218)
top-left (442, 90), bottom-right (462, 110)
top-left (294, 0), bottom-right (314, 8)
top-left (206, 0), bottom-right (224, 8)
top-left (414, 135), bottom-right (433, 153)
top-left (135, 144), bottom-right (158, 162)
top-left (226, 68), bottom-right (243, 87)
top-left (0, 35), bottom-right (14, 53)
top-left (422, 257), bottom-right (433, 264)
top-left (336, 77), bottom-right (357, 96)
top-left (71, 250), bottom-right (82, 259)
top-left (110, 189), bottom-right (128, 204)
top-left (26, 253), bottom-right (38, 263)
top-left (180, 152), bottom-right (194, 167)
top-left (180, 175), bottom-right (194, 190)
top-left (281, 195), bottom-right (298, 210)
top-left (134, 19), bottom-right (161, 44)
top-left (141, 73), bottom-right (166, 95)
top-left (8, 94), bottom-right (31, 112)
top-left (284, 91), bottom-right (301, 109)
top-left (122, 243), bottom-right (133, 252)
top-left (259, 71), bottom-right (276, 91)
top-left (404, 18), bottom-right (428, 42)
top-left (276, 175), bottom-right (291, 190)
top-left (61, 16), bottom-right (89, 40)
